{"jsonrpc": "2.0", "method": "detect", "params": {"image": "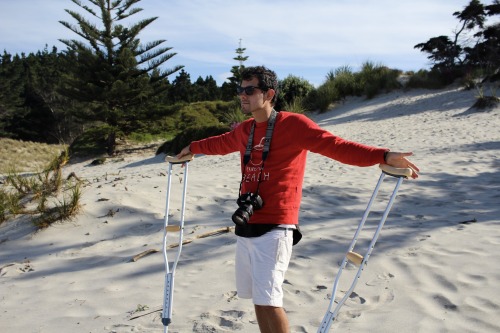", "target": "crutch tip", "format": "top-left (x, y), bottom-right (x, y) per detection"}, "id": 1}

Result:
top-left (162, 317), bottom-right (171, 326)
